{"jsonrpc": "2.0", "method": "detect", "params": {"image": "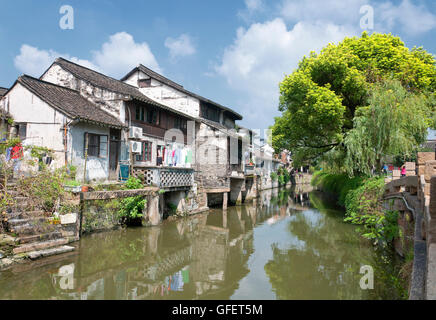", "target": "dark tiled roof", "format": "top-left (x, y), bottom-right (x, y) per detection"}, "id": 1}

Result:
top-left (18, 75), bottom-right (126, 128)
top-left (122, 64), bottom-right (243, 120)
top-left (50, 58), bottom-right (195, 121)
top-left (0, 87), bottom-right (7, 97)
